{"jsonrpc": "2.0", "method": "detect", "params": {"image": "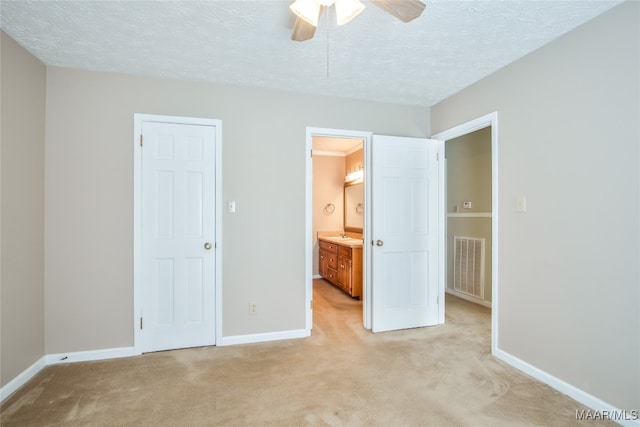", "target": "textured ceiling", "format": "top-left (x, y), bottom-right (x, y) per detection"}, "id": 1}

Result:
top-left (0, 0), bottom-right (623, 107)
